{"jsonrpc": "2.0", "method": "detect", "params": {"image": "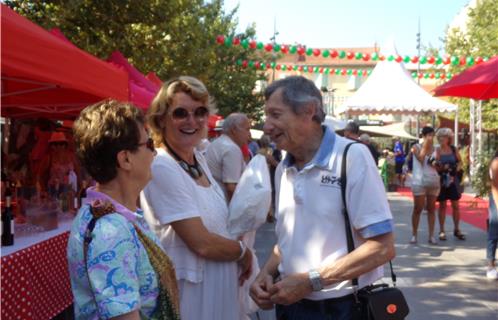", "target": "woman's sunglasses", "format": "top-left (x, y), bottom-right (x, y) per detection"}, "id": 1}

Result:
top-left (137, 138), bottom-right (155, 152)
top-left (171, 106), bottom-right (209, 120)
